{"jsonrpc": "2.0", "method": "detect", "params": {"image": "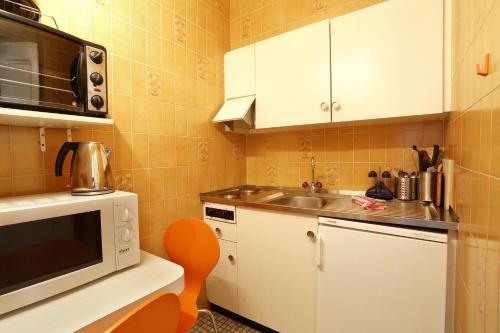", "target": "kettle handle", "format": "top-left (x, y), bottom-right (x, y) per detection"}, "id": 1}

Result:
top-left (55, 142), bottom-right (79, 176)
